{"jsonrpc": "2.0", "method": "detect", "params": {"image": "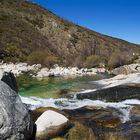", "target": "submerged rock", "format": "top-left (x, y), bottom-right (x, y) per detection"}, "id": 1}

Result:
top-left (0, 80), bottom-right (33, 140)
top-left (35, 110), bottom-right (70, 140)
top-left (63, 105), bottom-right (140, 140)
top-left (65, 122), bottom-right (94, 140)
